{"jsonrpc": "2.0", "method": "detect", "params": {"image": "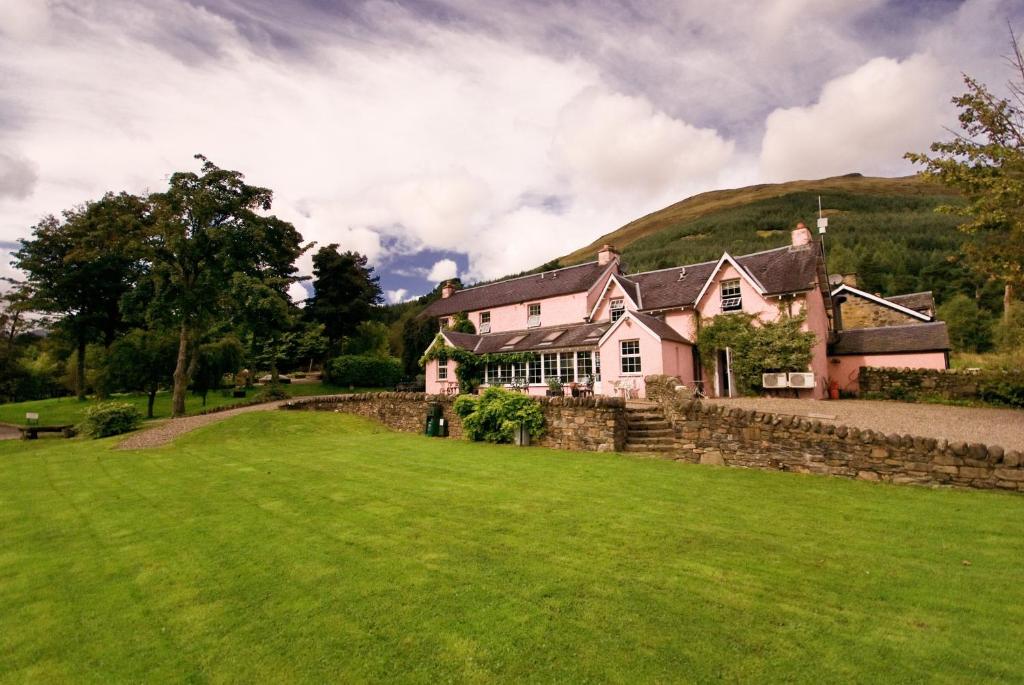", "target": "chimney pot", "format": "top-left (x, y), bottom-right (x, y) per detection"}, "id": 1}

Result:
top-left (598, 243), bottom-right (620, 266)
top-left (791, 223), bottom-right (812, 247)
top-left (441, 280), bottom-right (458, 299)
